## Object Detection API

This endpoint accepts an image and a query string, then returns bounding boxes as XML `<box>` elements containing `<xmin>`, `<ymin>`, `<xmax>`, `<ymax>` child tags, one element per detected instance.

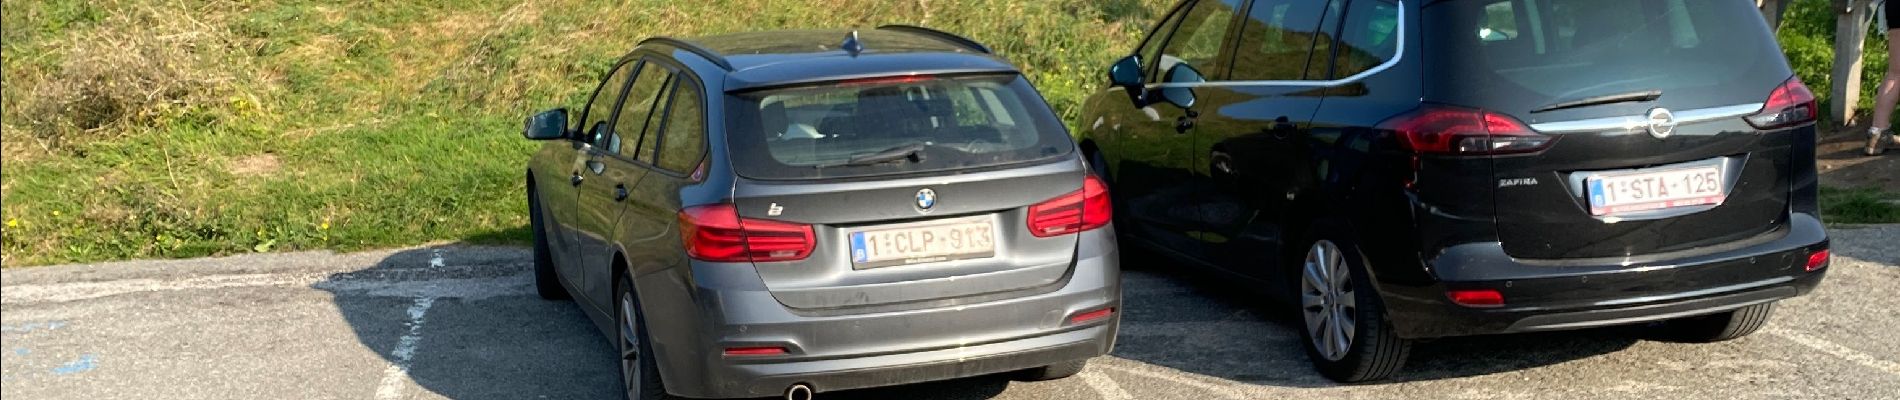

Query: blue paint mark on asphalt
<box><xmin>12</xmin><ymin>347</ymin><xmax>28</xmax><ymax>356</ymax></box>
<box><xmin>53</xmin><ymin>354</ymin><xmax>96</xmax><ymax>375</ymax></box>
<box><xmin>1</xmin><ymin>321</ymin><xmax>67</xmax><ymax>333</ymax></box>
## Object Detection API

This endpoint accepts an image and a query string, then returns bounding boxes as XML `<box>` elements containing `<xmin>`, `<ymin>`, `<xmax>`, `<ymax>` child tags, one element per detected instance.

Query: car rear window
<box><xmin>725</xmin><ymin>74</ymin><xmax>1072</xmax><ymax>180</ymax></box>
<box><xmin>1421</xmin><ymin>0</ymin><xmax>1791</xmax><ymax>115</ymax></box>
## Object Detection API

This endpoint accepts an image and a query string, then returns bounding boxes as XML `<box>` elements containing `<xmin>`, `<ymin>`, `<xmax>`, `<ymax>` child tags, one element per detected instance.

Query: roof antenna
<box><xmin>842</xmin><ymin>30</ymin><xmax>864</xmax><ymax>57</ymax></box>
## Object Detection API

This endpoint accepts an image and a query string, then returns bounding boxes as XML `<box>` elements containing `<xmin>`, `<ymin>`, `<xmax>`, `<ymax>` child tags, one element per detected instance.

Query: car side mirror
<box><xmin>523</xmin><ymin>108</ymin><xmax>569</xmax><ymax>140</ymax></box>
<box><xmin>1108</xmin><ymin>55</ymin><xmax>1146</xmax><ymax>106</ymax></box>
<box><xmin>1159</xmin><ymin>64</ymin><xmax>1205</xmax><ymax>109</ymax></box>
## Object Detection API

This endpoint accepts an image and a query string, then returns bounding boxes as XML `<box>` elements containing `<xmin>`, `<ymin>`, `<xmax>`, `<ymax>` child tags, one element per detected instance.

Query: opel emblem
<box><xmin>1646</xmin><ymin>108</ymin><xmax>1678</xmax><ymax>139</ymax></box>
<box><xmin>915</xmin><ymin>188</ymin><xmax>937</xmax><ymax>211</ymax></box>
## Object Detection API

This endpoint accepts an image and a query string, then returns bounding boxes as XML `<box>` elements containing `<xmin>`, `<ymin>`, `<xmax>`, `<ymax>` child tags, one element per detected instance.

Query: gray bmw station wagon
<box><xmin>520</xmin><ymin>27</ymin><xmax>1120</xmax><ymax>399</ymax></box>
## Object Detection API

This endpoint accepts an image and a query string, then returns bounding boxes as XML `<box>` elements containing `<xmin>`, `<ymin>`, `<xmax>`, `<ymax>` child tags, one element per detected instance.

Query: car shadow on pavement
<box><xmin>316</xmin><ymin>246</ymin><xmax>622</xmax><ymax>400</ymax></box>
<box><xmin>1112</xmin><ymin>249</ymin><xmax>1641</xmax><ymax>387</ymax></box>
<box><xmin>318</xmin><ymin>245</ymin><xmax>1013</xmax><ymax>400</ymax></box>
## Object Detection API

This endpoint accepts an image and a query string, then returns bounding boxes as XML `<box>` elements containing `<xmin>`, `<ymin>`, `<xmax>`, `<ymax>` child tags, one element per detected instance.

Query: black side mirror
<box><xmin>1159</xmin><ymin>64</ymin><xmax>1206</xmax><ymax>109</ymax></box>
<box><xmin>523</xmin><ymin>108</ymin><xmax>569</xmax><ymax>140</ymax></box>
<box><xmin>1108</xmin><ymin>55</ymin><xmax>1146</xmax><ymax>106</ymax></box>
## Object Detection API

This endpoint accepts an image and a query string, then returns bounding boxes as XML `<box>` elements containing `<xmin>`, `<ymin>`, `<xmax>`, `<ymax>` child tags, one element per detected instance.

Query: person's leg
<box><xmin>1870</xmin><ymin>29</ymin><xmax>1898</xmax><ymax>155</ymax></box>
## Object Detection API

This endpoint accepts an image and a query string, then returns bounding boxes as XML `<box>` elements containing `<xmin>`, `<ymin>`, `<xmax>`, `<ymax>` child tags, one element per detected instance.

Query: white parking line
<box><xmin>1096</xmin><ymin>363</ymin><xmax>1253</xmax><ymax>400</ymax></box>
<box><xmin>1080</xmin><ymin>367</ymin><xmax>1134</xmax><ymax>400</ymax></box>
<box><xmin>1768</xmin><ymin>327</ymin><xmax>1900</xmax><ymax>378</ymax></box>
<box><xmin>375</xmin><ymin>296</ymin><xmax>438</xmax><ymax>400</ymax></box>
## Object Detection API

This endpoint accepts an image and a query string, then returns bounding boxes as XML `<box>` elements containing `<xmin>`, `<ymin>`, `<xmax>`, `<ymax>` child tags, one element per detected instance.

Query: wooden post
<box><xmin>1832</xmin><ymin>0</ymin><xmax>1874</xmax><ymax>124</ymax></box>
<box><xmin>1761</xmin><ymin>0</ymin><xmax>1790</xmax><ymax>30</ymax></box>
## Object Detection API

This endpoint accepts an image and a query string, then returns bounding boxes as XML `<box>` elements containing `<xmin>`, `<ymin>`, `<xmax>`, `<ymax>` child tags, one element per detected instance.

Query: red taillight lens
<box><xmin>1747</xmin><ymin>77</ymin><xmax>1818</xmax><ymax>130</ymax></box>
<box><xmin>1379</xmin><ymin>105</ymin><xmax>1551</xmax><ymax>156</ymax></box>
<box><xmin>1068</xmin><ymin>307</ymin><xmax>1116</xmax><ymax>325</ymax></box>
<box><xmin>679</xmin><ymin>204</ymin><xmax>815</xmax><ymax>263</ymax></box>
<box><xmin>1447</xmin><ymin>289</ymin><xmax>1505</xmax><ymax>308</ymax></box>
<box><xmin>1027</xmin><ymin>175</ymin><xmax>1112</xmax><ymax>237</ymax></box>
<box><xmin>722</xmin><ymin>346</ymin><xmax>788</xmax><ymax>357</ymax></box>
<box><xmin>1805</xmin><ymin>248</ymin><xmax>1830</xmax><ymax>272</ymax></box>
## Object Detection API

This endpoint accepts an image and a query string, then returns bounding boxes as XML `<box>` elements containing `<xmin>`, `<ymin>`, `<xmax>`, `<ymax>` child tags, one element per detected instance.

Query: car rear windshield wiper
<box><xmin>1530</xmin><ymin>90</ymin><xmax>1664</xmax><ymax>114</ymax></box>
<box><xmin>815</xmin><ymin>142</ymin><xmax>928</xmax><ymax>168</ymax></box>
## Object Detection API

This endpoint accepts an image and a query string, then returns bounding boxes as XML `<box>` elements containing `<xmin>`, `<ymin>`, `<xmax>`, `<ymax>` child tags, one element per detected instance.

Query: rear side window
<box><xmin>1229</xmin><ymin>0</ymin><xmax>1331</xmax><ymax>81</ymax></box>
<box><xmin>1331</xmin><ymin>0</ymin><xmax>1400</xmax><ymax>79</ymax></box>
<box><xmin>726</xmin><ymin>75</ymin><xmax>1072</xmax><ymax>181</ymax></box>
<box><xmin>1422</xmin><ymin>0</ymin><xmax>1790</xmax><ymax>114</ymax></box>
<box><xmin>656</xmin><ymin>84</ymin><xmax>705</xmax><ymax>173</ymax></box>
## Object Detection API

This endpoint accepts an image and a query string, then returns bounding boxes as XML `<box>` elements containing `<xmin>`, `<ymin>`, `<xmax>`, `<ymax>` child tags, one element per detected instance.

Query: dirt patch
<box><xmin>228</xmin><ymin>154</ymin><xmax>281</xmax><ymax>177</ymax></box>
<box><xmin>1820</xmin><ymin>127</ymin><xmax>1899</xmax><ymax>192</ymax></box>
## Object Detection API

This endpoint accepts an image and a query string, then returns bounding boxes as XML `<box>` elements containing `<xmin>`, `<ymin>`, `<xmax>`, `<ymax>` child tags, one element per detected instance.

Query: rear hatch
<box><xmin>715</xmin><ymin>74</ymin><xmax>1098</xmax><ymax>312</ymax></box>
<box><xmin>1421</xmin><ymin>0</ymin><xmax>1808</xmax><ymax>259</ymax></box>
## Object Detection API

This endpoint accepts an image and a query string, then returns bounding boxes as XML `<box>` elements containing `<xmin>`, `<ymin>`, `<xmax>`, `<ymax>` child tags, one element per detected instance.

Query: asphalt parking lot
<box><xmin>4</xmin><ymin>226</ymin><xmax>1898</xmax><ymax>400</ymax></box>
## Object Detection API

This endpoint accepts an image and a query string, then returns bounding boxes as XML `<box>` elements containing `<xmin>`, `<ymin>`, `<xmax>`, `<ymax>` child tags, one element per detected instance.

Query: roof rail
<box><xmin>639</xmin><ymin>37</ymin><xmax>734</xmax><ymax>71</ymax></box>
<box><xmin>875</xmin><ymin>25</ymin><xmax>993</xmax><ymax>54</ymax></box>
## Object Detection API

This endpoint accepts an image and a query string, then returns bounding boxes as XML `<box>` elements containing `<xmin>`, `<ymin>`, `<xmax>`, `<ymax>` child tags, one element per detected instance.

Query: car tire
<box><xmin>528</xmin><ymin>186</ymin><xmax>569</xmax><ymax>300</ymax></box>
<box><xmin>617</xmin><ymin>273</ymin><xmax>671</xmax><ymax>400</ymax></box>
<box><xmin>1294</xmin><ymin>234</ymin><xmax>1411</xmax><ymax>383</ymax></box>
<box><xmin>1663</xmin><ymin>302</ymin><xmax>1775</xmax><ymax>343</ymax></box>
<box><xmin>1016</xmin><ymin>359</ymin><xmax>1088</xmax><ymax>381</ymax></box>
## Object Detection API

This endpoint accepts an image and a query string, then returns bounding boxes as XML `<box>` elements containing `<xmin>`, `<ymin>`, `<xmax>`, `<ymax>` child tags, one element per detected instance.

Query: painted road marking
<box><xmin>375</xmin><ymin>296</ymin><xmax>438</xmax><ymax>400</ymax></box>
<box><xmin>1</xmin><ymin>321</ymin><xmax>67</xmax><ymax>333</ymax></box>
<box><xmin>429</xmin><ymin>249</ymin><xmax>445</xmax><ymax>268</ymax></box>
<box><xmin>1079</xmin><ymin>367</ymin><xmax>1134</xmax><ymax>400</ymax></box>
<box><xmin>1768</xmin><ymin>327</ymin><xmax>1900</xmax><ymax>377</ymax></box>
<box><xmin>2</xmin><ymin>267</ymin><xmax>531</xmax><ymax>305</ymax></box>
<box><xmin>51</xmin><ymin>355</ymin><xmax>96</xmax><ymax>375</ymax></box>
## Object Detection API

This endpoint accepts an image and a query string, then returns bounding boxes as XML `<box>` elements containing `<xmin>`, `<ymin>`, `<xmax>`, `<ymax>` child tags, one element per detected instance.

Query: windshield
<box><xmin>725</xmin><ymin>74</ymin><xmax>1072</xmax><ymax>180</ymax></box>
<box><xmin>1421</xmin><ymin>0</ymin><xmax>1791</xmax><ymax>115</ymax></box>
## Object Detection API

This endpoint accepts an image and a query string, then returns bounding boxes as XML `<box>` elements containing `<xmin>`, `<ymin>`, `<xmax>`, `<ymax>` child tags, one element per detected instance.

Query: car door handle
<box><xmin>570</xmin><ymin>172</ymin><xmax>584</xmax><ymax>187</ymax></box>
<box><xmin>1175</xmin><ymin>115</ymin><xmax>1196</xmax><ymax>134</ymax></box>
<box><xmin>613</xmin><ymin>184</ymin><xmax>630</xmax><ymax>202</ymax></box>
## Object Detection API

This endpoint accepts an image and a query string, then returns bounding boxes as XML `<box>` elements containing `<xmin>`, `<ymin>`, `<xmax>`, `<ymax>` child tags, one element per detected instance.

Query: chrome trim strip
<box><xmin>1146</xmin><ymin>0</ymin><xmax>1407</xmax><ymax>89</ymax></box>
<box><xmin>1529</xmin><ymin>103</ymin><xmax>1764</xmax><ymax>134</ymax></box>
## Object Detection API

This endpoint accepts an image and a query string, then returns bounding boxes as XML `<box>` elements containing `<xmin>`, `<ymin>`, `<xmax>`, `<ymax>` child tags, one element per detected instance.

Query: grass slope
<box><xmin>0</xmin><ymin>0</ymin><xmax>1166</xmax><ymax>266</ymax></box>
<box><xmin>1</xmin><ymin>0</ymin><xmax>1893</xmax><ymax>266</ymax></box>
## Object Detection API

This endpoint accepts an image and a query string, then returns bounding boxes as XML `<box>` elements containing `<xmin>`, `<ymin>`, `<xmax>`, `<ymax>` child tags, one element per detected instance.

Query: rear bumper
<box><xmin>646</xmin><ymin>229</ymin><xmax>1121</xmax><ymax>398</ymax></box>
<box><xmin>1380</xmin><ymin>213</ymin><xmax>1829</xmax><ymax>339</ymax></box>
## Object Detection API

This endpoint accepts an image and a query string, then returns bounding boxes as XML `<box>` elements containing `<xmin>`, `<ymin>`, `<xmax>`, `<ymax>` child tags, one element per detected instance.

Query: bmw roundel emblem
<box><xmin>915</xmin><ymin>188</ymin><xmax>937</xmax><ymax>211</ymax></box>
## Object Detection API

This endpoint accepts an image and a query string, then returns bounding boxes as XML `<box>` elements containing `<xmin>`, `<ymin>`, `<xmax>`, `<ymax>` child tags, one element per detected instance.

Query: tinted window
<box><xmin>1422</xmin><ymin>0</ymin><xmax>1789</xmax><ymax>114</ymax></box>
<box><xmin>1230</xmin><ymin>0</ymin><xmax>1331</xmax><ymax>81</ymax></box>
<box><xmin>578</xmin><ymin>61</ymin><xmax>635</xmax><ymax>144</ymax></box>
<box><xmin>612</xmin><ymin>64</ymin><xmax>674</xmax><ymax>160</ymax></box>
<box><xmin>727</xmin><ymin>75</ymin><xmax>1072</xmax><ymax>180</ymax></box>
<box><xmin>1332</xmin><ymin>0</ymin><xmax>1399</xmax><ymax>79</ymax></box>
<box><xmin>656</xmin><ymin>84</ymin><xmax>705</xmax><ymax>172</ymax></box>
<box><xmin>1157</xmin><ymin>0</ymin><xmax>1242</xmax><ymax>80</ymax></box>
<box><xmin>1138</xmin><ymin>2</ymin><xmax>1193</xmax><ymax>81</ymax></box>
<box><xmin>1304</xmin><ymin>0</ymin><xmax>1344</xmax><ymax>79</ymax></box>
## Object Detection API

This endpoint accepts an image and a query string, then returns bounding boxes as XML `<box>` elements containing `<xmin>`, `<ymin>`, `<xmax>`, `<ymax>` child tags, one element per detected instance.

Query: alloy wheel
<box><xmin>1300</xmin><ymin>240</ymin><xmax>1357</xmax><ymax>361</ymax></box>
<box><xmin>620</xmin><ymin>291</ymin><xmax>643</xmax><ymax>396</ymax></box>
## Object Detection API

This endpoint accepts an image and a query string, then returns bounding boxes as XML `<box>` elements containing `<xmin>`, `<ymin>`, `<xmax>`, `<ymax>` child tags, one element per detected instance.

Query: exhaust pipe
<box><xmin>784</xmin><ymin>383</ymin><xmax>814</xmax><ymax>400</ymax></box>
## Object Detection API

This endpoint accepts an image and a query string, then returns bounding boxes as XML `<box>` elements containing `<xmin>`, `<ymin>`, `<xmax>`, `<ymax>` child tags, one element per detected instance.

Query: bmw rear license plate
<box><xmin>1585</xmin><ymin>165</ymin><xmax>1725</xmax><ymax>216</ymax></box>
<box><xmin>849</xmin><ymin>217</ymin><xmax>995</xmax><ymax>269</ymax></box>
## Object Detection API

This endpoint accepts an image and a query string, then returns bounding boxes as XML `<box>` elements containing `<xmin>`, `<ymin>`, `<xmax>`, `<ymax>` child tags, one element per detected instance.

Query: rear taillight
<box><xmin>679</xmin><ymin>204</ymin><xmax>815</xmax><ymax>263</ymax></box>
<box><xmin>1805</xmin><ymin>248</ymin><xmax>1830</xmax><ymax>272</ymax></box>
<box><xmin>1447</xmin><ymin>289</ymin><xmax>1505</xmax><ymax>308</ymax></box>
<box><xmin>1026</xmin><ymin>175</ymin><xmax>1112</xmax><ymax>237</ymax></box>
<box><xmin>1378</xmin><ymin>105</ymin><xmax>1551</xmax><ymax>156</ymax></box>
<box><xmin>1746</xmin><ymin>77</ymin><xmax>1818</xmax><ymax>130</ymax></box>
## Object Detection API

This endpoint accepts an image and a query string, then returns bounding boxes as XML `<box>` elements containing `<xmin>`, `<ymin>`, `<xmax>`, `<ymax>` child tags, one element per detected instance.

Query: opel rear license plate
<box><xmin>849</xmin><ymin>218</ymin><xmax>995</xmax><ymax>269</ymax></box>
<box><xmin>1585</xmin><ymin>165</ymin><xmax>1725</xmax><ymax>216</ymax></box>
